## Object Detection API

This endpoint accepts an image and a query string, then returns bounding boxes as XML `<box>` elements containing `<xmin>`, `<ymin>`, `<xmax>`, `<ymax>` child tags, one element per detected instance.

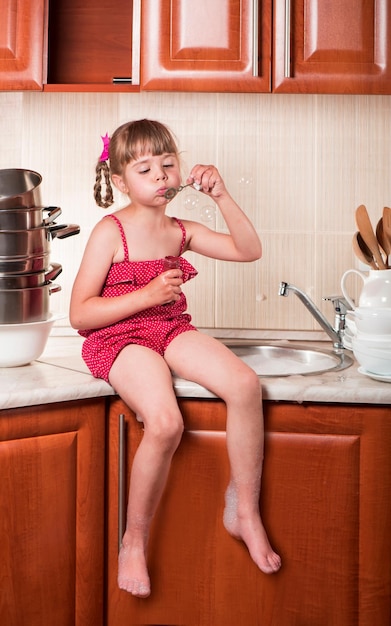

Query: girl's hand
<box><xmin>146</xmin><ymin>270</ymin><xmax>183</xmax><ymax>306</ymax></box>
<box><xmin>187</xmin><ymin>165</ymin><xmax>227</xmax><ymax>199</ymax></box>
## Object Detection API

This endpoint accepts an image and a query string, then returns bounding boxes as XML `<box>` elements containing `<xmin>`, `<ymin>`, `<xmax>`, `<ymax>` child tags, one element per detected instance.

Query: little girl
<box><xmin>70</xmin><ymin>119</ymin><xmax>281</xmax><ymax>598</ymax></box>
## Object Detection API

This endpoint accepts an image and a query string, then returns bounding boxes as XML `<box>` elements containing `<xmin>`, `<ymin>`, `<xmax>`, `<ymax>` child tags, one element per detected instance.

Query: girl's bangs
<box><xmin>125</xmin><ymin>123</ymin><xmax>177</xmax><ymax>160</ymax></box>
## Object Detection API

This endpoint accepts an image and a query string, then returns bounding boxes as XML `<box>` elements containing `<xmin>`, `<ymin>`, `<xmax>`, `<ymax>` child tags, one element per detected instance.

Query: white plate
<box><xmin>358</xmin><ymin>367</ymin><xmax>391</xmax><ymax>383</ymax></box>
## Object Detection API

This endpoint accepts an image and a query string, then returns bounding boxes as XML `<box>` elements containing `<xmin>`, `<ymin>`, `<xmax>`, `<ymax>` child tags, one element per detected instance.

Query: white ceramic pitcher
<box><xmin>341</xmin><ymin>268</ymin><xmax>391</xmax><ymax>309</ymax></box>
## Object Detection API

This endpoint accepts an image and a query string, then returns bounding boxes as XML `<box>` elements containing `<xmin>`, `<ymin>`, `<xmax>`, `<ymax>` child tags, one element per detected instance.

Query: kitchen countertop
<box><xmin>0</xmin><ymin>335</ymin><xmax>390</xmax><ymax>411</ymax></box>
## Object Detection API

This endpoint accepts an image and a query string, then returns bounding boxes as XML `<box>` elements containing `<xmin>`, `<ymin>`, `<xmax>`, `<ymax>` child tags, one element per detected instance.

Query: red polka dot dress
<box><xmin>79</xmin><ymin>214</ymin><xmax>198</xmax><ymax>382</ymax></box>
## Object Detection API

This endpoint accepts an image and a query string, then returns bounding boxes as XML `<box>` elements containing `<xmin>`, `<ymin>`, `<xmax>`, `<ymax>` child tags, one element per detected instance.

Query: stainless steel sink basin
<box><xmin>223</xmin><ymin>342</ymin><xmax>353</xmax><ymax>377</ymax></box>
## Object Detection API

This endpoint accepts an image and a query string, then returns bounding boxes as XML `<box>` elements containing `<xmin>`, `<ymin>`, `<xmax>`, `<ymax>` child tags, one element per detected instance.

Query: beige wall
<box><xmin>1</xmin><ymin>91</ymin><xmax>390</xmax><ymax>334</ymax></box>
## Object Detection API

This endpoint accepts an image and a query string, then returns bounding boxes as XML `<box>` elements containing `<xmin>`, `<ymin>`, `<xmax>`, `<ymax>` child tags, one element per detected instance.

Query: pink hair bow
<box><xmin>99</xmin><ymin>132</ymin><xmax>110</xmax><ymax>161</ymax></box>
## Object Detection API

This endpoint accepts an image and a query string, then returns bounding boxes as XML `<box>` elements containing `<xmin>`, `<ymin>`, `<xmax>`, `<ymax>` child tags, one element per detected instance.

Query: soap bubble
<box><xmin>184</xmin><ymin>194</ymin><xmax>199</xmax><ymax>210</ymax></box>
<box><xmin>238</xmin><ymin>176</ymin><xmax>253</xmax><ymax>185</ymax></box>
<box><xmin>200</xmin><ymin>205</ymin><xmax>216</xmax><ymax>222</ymax></box>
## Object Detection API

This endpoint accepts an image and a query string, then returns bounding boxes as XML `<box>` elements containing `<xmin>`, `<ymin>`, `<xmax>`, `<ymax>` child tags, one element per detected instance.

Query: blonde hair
<box><xmin>94</xmin><ymin>119</ymin><xmax>179</xmax><ymax>209</ymax></box>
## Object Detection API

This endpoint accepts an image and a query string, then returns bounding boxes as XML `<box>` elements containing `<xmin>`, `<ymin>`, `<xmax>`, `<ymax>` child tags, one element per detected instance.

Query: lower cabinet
<box><xmin>106</xmin><ymin>397</ymin><xmax>391</xmax><ymax>626</ymax></box>
<box><xmin>2</xmin><ymin>396</ymin><xmax>390</xmax><ymax>625</ymax></box>
<box><xmin>0</xmin><ymin>398</ymin><xmax>106</xmax><ymax>626</ymax></box>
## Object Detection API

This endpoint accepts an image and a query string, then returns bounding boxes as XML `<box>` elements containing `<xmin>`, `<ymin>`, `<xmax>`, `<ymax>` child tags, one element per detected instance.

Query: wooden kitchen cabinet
<box><xmin>106</xmin><ymin>396</ymin><xmax>391</xmax><ymax>626</ymax></box>
<box><xmin>4</xmin><ymin>0</ymin><xmax>391</xmax><ymax>94</ymax></box>
<box><xmin>0</xmin><ymin>0</ymin><xmax>46</xmax><ymax>90</ymax></box>
<box><xmin>140</xmin><ymin>0</ymin><xmax>391</xmax><ymax>94</ymax></box>
<box><xmin>140</xmin><ymin>0</ymin><xmax>271</xmax><ymax>92</ymax></box>
<box><xmin>0</xmin><ymin>398</ymin><xmax>106</xmax><ymax>626</ymax></box>
<box><xmin>45</xmin><ymin>0</ymin><xmax>271</xmax><ymax>93</ymax></box>
<box><xmin>45</xmin><ymin>0</ymin><xmax>140</xmax><ymax>91</ymax></box>
<box><xmin>273</xmin><ymin>0</ymin><xmax>391</xmax><ymax>94</ymax></box>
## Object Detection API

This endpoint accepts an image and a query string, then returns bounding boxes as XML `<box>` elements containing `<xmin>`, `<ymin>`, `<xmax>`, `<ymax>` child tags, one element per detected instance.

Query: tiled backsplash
<box><xmin>1</xmin><ymin>91</ymin><xmax>390</xmax><ymax>334</ymax></box>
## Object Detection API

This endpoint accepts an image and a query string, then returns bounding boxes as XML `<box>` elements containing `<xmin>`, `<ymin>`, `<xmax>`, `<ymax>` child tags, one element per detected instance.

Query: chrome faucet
<box><xmin>278</xmin><ymin>281</ymin><xmax>352</xmax><ymax>350</ymax></box>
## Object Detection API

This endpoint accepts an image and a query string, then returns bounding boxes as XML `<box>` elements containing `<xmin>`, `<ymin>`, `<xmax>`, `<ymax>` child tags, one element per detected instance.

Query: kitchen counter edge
<box><xmin>0</xmin><ymin>335</ymin><xmax>390</xmax><ymax>411</ymax></box>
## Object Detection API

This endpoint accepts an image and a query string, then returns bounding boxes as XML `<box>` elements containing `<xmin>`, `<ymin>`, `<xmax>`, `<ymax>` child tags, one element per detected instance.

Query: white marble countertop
<box><xmin>0</xmin><ymin>335</ymin><xmax>390</xmax><ymax>411</ymax></box>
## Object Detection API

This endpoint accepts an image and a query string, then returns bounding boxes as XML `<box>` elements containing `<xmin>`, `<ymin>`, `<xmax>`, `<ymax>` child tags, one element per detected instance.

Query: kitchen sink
<box><xmin>223</xmin><ymin>342</ymin><xmax>353</xmax><ymax>377</ymax></box>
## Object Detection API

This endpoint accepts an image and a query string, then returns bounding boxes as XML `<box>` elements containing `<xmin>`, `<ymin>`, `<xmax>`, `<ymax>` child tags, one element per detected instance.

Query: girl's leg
<box><xmin>165</xmin><ymin>331</ymin><xmax>281</xmax><ymax>574</ymax></box>
<box><xmin>109</xmin><ymin>344</ymin><xmax>185</xmax><ymax>597</ymax></box>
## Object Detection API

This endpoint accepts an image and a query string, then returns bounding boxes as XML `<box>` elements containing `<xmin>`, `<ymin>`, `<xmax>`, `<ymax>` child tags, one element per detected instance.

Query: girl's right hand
<box><xmin>147</xmin><ymin>270</ymin><xmax>183</xmax><ymax>305</ymax></box>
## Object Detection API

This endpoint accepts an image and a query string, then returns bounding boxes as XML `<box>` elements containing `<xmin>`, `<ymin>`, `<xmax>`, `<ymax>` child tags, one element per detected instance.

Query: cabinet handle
<box><xmin>284</xmin><ymin>0</ymin><xmax>292</xmax><ymax>78</ymax></box>
<box><xmin>112</xmin><ymin>77</ymin><xmax>133</xmax><ymax>84</ymax></box>
<box><xmin>118</xmin><ymin>413</ymin><xmax>126</xmax><ymax>552</ymax></box>
<box><xmin>252</xmin><ymin>0</ymin><xmax>259</xmax><ymax>77</ymax></box>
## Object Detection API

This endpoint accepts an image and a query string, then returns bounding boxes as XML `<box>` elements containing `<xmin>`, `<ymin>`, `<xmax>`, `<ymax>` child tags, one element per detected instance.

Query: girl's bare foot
<box><xmin>118</xmin><ymin>543</ymin><xmax>151</xmax><ymax>597</ymax></box>
<box><xmin>223</xmin><ymin>485</ymin><xmax>281</xmax><ymax>574</ymax></box>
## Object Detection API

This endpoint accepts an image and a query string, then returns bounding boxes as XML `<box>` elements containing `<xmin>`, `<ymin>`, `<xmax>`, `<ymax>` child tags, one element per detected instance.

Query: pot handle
<box><xmin>43</xmin><ymin>206</ymin><xmax>62</xmax><ymax>225</ymax></box>
<box><xmin>50</xmin><ymin>223</ymin><xmax>80</xmax><ymax>239</ymax></box>
<box><xmin>48</xmin><ymin>282</ymin><xmax>62</xmax><ymax>295</ymax></box>
<box><xmin>45</xmin><ymin>262</ymin><xmax>62</xmax><ymax>282</ymax></box>
<box><xmin>340</xmin><ymin>269</ymin><xmax>365</xmax><ymax>310</ymax></box>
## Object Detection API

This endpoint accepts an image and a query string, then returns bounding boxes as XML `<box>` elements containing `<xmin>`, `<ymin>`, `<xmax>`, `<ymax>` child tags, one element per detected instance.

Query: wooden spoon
<box><xmin>355</xmin><ymin>204</ymin><xmax>387</xmax><ymax>269</ymax></box>
<box><xmin>352</xmin><ymin>232</ymin><xmax>377</xmax><ymax>269</ymax></box>
<box><xmin>376</xmin><ymin>218</ymin><xmax>391</xmax><ymax>267</ymax></box>
<box><xmin>383</xmin><ymin>207</ymin><xmax>391</xmax><ymax>264</ymax></box>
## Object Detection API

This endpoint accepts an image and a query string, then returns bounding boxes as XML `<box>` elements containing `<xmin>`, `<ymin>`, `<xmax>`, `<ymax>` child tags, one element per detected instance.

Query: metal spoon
<box><xmin>355</xmin><ymin>204</ymin><xmax>387</xmax><ymax>269</ymax></box>
<box><xmin>352</xmin><ymin>231</ymin><xmax>377</xmax><ymax>269</ymax></box>
<box><xmin>164</xmin><ymin>181</ymin><xmax>202</xmax><ymax>200</ymax></box>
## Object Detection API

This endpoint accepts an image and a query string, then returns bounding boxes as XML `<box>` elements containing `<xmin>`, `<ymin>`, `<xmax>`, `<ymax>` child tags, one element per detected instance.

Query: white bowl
<box><xmin>0</xmin><ymin>314</ymin><xmax>62</xmax><ymax>367</ymax></box>
<box><xmin>352</xmin><ymin>335</ymin><xmax>391</xmax><ymax>352</ymax></box>
<box><xmin>351</xmin><ymin>336</ymin><xmax>391</xmax><ymax>375</ymax></box>
<box><xmin>355</xmin><ymin>331</ymin><xmax>391</xmax><ymax>342</ymax></box>
<box><xmin>347</xmin><ymin>325</ymin><xmax>391</xmax><ymax>344</ymax></box>
<box><xmin>345</xmin><ymin>315</ymin><xmax>357</xmax><ymax>335</ymax></box>
<box><xmin>347</xmin><ymin>308</ymin><xmax>391</xmax><ymax>335</ymax></box>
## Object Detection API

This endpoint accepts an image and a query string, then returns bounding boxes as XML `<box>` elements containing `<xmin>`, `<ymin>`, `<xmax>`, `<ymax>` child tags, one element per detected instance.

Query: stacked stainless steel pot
<box><xmin>0</xmin><ymin>168</ymin><xmax>80</xmax><ymax>324</ymax></box>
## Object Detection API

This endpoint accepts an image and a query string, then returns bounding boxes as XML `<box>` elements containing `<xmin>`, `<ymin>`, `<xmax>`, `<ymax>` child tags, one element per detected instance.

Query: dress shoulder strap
<box><xmin>173</xmin><ymin>217</ymin><xmax>187</xmax><ymax>255</ymax></box>
<box><xmin>104</xmin><ymin>214</ymin><xmax>129</xmax><ymax>261</ymax></box>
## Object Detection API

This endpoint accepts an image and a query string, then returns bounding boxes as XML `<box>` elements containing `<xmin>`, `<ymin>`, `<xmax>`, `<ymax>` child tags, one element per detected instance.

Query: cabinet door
<box><xmin>107</xmin><ymin>398</ymin><xmax>233</xmax><ymax>626</ymax></box>
<box><xmin>273</xmin><ymin>0</ymin><xmax>391</xmax><ymax>93</ymax></box>
<box><xmin>0</xmin><ymin>0</ymin><xmax>46</xmax><ymax>90</ymax></box>
<box><xmin>140</xmin><ymin>0</ymin><xmax>271</xmax><ymax>92</ymax></box>
<box><xmin>0</xmin><ymin>399</ymin><xmax>106</xmax><ymax>626</ymax></box>
<box><xmin>265</xmin><ymin>402</ymin><xmax>391</xmax><ymax>626</ymax></box>
<box><xmin>106</xmin><ymin>397</ymin><xmax>391</xmax><ymax>626</ymax></box>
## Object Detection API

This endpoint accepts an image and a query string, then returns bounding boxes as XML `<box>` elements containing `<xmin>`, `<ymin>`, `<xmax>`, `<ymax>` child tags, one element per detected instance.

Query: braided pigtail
<box><xmin>94</xmin><ymin>160</ymin><xmax>114</xmax><ymax>209</ymax></box>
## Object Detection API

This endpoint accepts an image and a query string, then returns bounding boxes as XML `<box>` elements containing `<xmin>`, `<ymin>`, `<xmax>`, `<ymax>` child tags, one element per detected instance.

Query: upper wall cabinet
<box><xmin>273</xmin><ymin>0</ymin><xmax>391</xmax><ymax>94</ymax></box>
<box><xmin>1</xmin><ymin>0</ymin><xmax>391</xmax><ymax>94</ymax></box>
<box><xmin>140</xmin><ymin>0</ymin><xmax>271</xmax><ymax>92</ymax></box>
<box><xmin>0</xmin><ymin>0</ymin><xmax>46</xmax><ymax>90</ymax></box>
<box><xmin>45</xmin><ymin>0</ymin><xmax>140</xmax><ymax>91</ymax></box>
